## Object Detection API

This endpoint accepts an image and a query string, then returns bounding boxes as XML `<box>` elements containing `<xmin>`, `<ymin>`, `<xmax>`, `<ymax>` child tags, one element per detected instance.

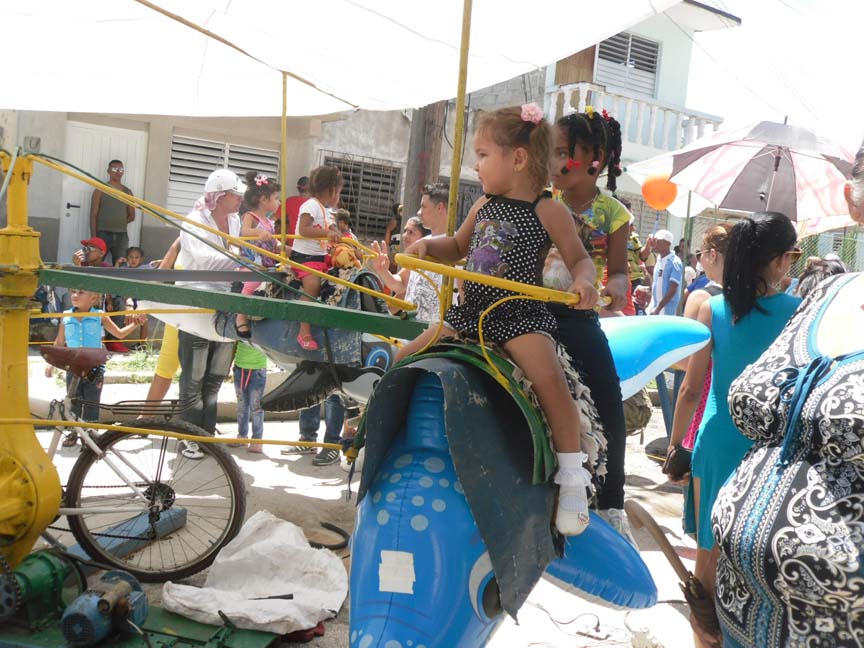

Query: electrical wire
<box><xmin>32</xmin><ymin>154</ymin><xmax>315</xmax><ymax>302</ymax></box>
<box><xmin>32</xmin><ymin>152</ymin><xmax>411</xmax><ymax>311</ymax></box>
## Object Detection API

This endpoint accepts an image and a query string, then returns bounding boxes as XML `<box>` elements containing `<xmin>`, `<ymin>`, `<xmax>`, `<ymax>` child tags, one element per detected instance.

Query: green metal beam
<box><xmin>38</xmin><ymin>269</ymin><xmax>425</xmax><ymax>339</ymax></box>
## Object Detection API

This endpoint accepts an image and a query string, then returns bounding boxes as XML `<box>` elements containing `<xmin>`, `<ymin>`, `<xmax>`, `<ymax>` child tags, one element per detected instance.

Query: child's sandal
<box><xmin>297</xmin><ymin>333</ymin><xmax>318</xmax><ymax>351</ymax></box>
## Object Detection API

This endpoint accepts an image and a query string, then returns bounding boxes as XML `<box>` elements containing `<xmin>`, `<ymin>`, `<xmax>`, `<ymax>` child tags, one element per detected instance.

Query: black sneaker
<box><xmin>312</xmin><ymin>448</ymin><xmax>340</xmax><ymax>466</ymax></box>
<box><xmin>280</xmin><ymin>439</ymin><xmax>317</xmax><ymax>455</ymax></box>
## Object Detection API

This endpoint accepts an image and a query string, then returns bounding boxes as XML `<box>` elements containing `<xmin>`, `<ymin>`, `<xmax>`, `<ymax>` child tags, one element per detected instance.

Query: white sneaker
<box><xmin>179</xmin><ymin>440</ymin><xmax>204</xmax><ymax>460</ymax></box>
<box><xmin>340</xmin><ymin>447</ymin><xmax>364</xmax><ymax>473</ymax></box>
<box><xmin>598</xmin><ymin>508</ymin><xmax>637</xmax><ymax>547</ymax></box>
<box><xmin>554</xmin><ymin>475</ymin><xmax>591</xmax><ymax>536</ymax></box>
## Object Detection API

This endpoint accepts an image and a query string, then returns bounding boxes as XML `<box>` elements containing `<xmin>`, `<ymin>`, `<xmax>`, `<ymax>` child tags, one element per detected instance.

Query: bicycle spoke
<box><xmin>65</xmin><ymin>423</ymin><xmax>245</xmax><ymax>581</ymax></box>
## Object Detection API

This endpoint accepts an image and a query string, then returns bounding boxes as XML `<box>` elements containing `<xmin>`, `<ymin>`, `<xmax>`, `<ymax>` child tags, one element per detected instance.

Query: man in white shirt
<box><xmin>176</xmin><ymin>169</ymin><xmax>246</xmax><ymax>458</ymax></box>
<box><xmin>372</xmin><ymin>183</ymin><xmax>448</xmax><ymax>323</ymax></box>
<box><xmin>647</xmin><ymin>229</ymin><xmax>683</xmax><ymax>316</ymax></box>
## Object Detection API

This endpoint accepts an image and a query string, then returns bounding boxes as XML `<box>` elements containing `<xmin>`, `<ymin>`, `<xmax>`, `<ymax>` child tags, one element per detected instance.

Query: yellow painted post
<box><xmin>0</xmin><ymin>152</ymin><xmax>62</xmax><ymax>567</ymax></box>
<box><xmin>443</xmin><ymin>0</ymin><xmax>474</xmax><ymax>310</ymax></box>
<box><xmin>280</xmin><ymin>71</ymin><xmax>288</xmax><ymax>256</ymax></box>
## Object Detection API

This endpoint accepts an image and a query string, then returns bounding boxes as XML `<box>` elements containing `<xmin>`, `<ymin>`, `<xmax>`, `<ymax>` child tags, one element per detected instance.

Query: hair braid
<box><xmin>558</xmin><ymin>110</ymin><xmax>625</xmax><ymax>189</ymax></box>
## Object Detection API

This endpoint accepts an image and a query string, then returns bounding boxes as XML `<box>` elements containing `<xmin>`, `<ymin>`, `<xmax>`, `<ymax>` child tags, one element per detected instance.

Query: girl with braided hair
<box><xmin>544</xmin><ymin>107</ymin><xmax>635</xmax><ymax>544</ymax></box>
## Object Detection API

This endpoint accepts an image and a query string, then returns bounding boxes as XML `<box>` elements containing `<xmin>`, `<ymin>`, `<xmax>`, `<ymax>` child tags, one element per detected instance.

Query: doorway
<box><xmin>58</xmin><ymin>121</ymin><xmax>148</xmax><ymax>264</ymax></box>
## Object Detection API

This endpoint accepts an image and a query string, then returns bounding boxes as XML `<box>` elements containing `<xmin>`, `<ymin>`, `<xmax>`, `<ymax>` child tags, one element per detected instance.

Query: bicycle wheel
<box><xmin>65</xmin><ymin>418</ymin><xmax>246</xmax><ymax>582</ymax></box>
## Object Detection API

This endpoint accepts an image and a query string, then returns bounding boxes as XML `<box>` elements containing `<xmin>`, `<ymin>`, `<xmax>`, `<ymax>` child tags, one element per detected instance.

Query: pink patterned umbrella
<box><xmin>669</xmin><ymin>121</ymin><xmax>855</xmax><ymax>235</ymax></box>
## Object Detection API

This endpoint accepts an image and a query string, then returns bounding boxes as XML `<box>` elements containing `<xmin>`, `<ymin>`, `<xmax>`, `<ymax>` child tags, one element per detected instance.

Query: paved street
<box><xmin>30</xmin><ymin>358</ymin><xmax>696</xmax><ymax>647</ymax></box>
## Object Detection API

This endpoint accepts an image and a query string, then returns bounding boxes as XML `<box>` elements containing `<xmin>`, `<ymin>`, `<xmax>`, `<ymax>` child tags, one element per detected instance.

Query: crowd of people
<box><xmin>40</xmin><ymin>100</ymin><xmax>864</xmax><ymax>647</ymax></box>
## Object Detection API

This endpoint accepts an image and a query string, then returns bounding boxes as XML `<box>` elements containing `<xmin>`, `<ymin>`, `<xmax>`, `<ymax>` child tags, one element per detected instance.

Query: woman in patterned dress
<box><xmin>669</xmin><ymin>212</ymin><xmax>802</xmax><ymax>647</ymax></box>
<box><xmin>711</xmin><ymin>142</ymin><xmax>864</xmax><ymax>648</ymax></box>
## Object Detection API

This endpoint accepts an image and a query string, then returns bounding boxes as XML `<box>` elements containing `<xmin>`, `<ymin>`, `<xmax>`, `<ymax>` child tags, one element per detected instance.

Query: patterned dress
<box><xmin>444</xmin><ymin>194</ymin><xmax>556</xmax><ymax>344</ymax></box>
<box><xmin>712</xmin><ymin>273</ymin><xmax>864</xmax><ymax>648</ymax></box>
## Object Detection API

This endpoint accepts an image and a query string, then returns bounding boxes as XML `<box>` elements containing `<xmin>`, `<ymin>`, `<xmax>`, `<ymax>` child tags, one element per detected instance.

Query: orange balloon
<box><xmin>642</xmin><ymin>174</ymin><xmax>678</xmax><ymax>211</ymax></box>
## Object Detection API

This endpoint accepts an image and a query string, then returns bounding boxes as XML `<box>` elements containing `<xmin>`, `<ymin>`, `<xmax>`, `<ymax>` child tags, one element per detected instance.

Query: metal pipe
<box><xmin>281</xmin><ymin>71</ymin><xmax>288</xmax><ymax>255</ymax></box>
<box><xmin>443</xmin><ymin>0</ymin><xmax>474</xmax><ymax>310</ymax></box>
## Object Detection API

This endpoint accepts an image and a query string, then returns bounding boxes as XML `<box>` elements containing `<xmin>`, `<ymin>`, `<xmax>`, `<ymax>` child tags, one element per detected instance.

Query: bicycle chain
<box><xmin>0</xmin><ymin>550</ymin><xmax>22</xmax><ymax>622</ymax></box>
<box><xmin>56</xmin><ymin>481</ymin><xmax>162</xmax><ymax>541</ymax></box>
<box><xmin>47</xmin><ymin>524</ymin><xmax>157</xmax><ymax>542</ymax></box>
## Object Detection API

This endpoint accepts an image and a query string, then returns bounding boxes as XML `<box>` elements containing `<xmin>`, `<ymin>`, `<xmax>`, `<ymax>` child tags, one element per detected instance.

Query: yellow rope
<box><xmin>30</xmin><ymin>308</ymin><xmax>213</xmax><ymax>319</ymax></box>
<box><xmin>370</xmin><ymin>334</ymin><xmax>403</xmax><ymax>348</ymax></box>
<box><xmin>28</xmin><ymin>155</ymin><xmax>414</xmax><ymax>312</ymax></box>
<box><xmin>4</xmin><ymin>418</ymin><xmax>341</xmax><ymax>449</ymax></box>
<box><xmin>477</xmin><ymin>295</ymin><xmax>546</xmax><ymax>388</ymax></box>
<box><xmin>393</xmin><ymin>254</ymin><xmax>616</xmax><ymax>389</ymax></box>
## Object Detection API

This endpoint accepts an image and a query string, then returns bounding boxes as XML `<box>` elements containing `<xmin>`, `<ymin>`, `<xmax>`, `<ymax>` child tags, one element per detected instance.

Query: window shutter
<box><xmin>167</xmin><ymin>136</ymin><xmax>225</xmax><ymax>216</ymax></box>
<box><xmin>320</xmin><ymin>151</ymin><xmax>402</xmax><ymax>240</ymax></box>
<box><xmin>226</xmin><ymin>143</ymin><xmax>280</xmax><ymax>181</ymax></box>
<box><xmin>596</xmin><ymin>32</ymin><xmax>659</xmax><ymax>98</ymax></box>
<box><xmin>166</xmin><ymin>136</ymin><xmax>280</xmax><ymax>218</ymax></box>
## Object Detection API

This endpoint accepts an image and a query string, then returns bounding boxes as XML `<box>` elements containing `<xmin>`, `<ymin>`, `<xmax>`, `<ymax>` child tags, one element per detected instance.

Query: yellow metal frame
<box><xmin>0</xmin><ymin>0</ymin><xmax>511</xmax><ymax>568</ymax></box>
<box><xmin>395</xmin><ymin>254</ymin><xmax>584</xmax><ymax>306</ymax></box>
<box><xmin>0</xmin><ymin>152</ymin><xmax>62</xmax><ymax>566</ymax></box>
<box><xmin>30</xmin><ymin>155</ymin><xmax>415</xmax><ymax>313</ymax></box>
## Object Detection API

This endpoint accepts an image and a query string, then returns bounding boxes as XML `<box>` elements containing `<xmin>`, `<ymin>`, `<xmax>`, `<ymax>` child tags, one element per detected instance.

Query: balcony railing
<box><xmin>544</xmin><ymin>82</ymin><xmax>722</xmax><ymax>154</ymax></box>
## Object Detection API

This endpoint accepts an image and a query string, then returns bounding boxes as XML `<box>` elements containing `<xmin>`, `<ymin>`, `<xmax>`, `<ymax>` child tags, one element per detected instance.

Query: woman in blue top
<box><xmin>668</xmin><ymin>212</ymin><xmax>802</xmax><ymax>648</ymax></box>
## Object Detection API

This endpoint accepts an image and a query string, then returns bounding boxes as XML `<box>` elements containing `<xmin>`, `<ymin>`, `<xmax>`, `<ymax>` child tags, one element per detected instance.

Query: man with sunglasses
<box><xmin>72</xmin><ymin>237</ymin><xmax>111</xmax><ymax>268</ymax></box>
<box><xmin>71</xmin><ymin>236</ymin><xmax>129</xmax><ymax>352</ymax></box>
<box><xmin>90</xmin><ymin>159</ymin><xmax>136</xmax><ymax>264</ymax></box>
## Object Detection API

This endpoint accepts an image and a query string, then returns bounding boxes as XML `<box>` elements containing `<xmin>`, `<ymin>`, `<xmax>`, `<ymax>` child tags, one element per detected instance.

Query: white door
<box><xmin>58</xmin><ymin>121</ymin><xmax>148</xmax><ymax>263</ymax></box>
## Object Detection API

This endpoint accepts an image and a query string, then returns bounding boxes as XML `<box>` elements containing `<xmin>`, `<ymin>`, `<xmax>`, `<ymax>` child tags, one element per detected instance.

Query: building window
<box><xmin>595</xmin><ymin>32</ymin><xmax>660</xmax><ymax>98</ymax></box>
<box><xmin>438</xmin><ymin>176</ymin><xmax>483</xmax><ymax>230</ymax></box>
<box><xmin>319</xmin><ymin>150</ymin><xmax>402</xmax><ymax>240</ymax></box>
<box><xmin>166</xmin><ymin>135</ymin><xmax>279</xmax><ymax>217</ymax></box>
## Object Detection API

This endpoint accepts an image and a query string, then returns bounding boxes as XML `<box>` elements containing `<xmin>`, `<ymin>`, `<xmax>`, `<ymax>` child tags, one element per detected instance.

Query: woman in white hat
<box><xmin>174</xmin><ymin>168</ymin><xmax>246</xmax><ymax>458</ymax></box>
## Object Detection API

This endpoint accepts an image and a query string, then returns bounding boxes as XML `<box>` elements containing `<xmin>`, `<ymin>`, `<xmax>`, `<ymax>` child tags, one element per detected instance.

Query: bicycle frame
<box><xmin>47</xmin><ymin>375</ymin><xmax>163</xmax><ymax>517</ymax></box>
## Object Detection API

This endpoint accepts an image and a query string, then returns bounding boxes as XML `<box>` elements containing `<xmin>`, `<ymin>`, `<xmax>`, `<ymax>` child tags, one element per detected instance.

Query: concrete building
<box><xmin>1</xmin><ymin>1</ymin><xmax>756</xmax><ymax>265</ymax></box>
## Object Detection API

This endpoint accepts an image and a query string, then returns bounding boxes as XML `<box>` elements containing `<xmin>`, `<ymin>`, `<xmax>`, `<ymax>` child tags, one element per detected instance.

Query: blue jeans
<box><xmin>655</xmin><ymin>369</ymin><xmax>684</xmax><ymax>438</ymax></box>
<box><xmin>178</xmin><ymin>331</ymin><xmax>234</xmax><ymax>433</ymax></box>
<box><xmin>299</xmin><ymin>393</ymin><xmax>344</xmax><ymax>444</ymax></box>
<box><xmin>66</xmin><ymin>370</ymin><xmax>103</xmax><ymax>422</ymax></box>
<box><xmin>97</xmin><ymin>230</ymin><xmax>128</xmax><ymax>266</ymax></box>
<box><xmin>234</xmin><ymin>367</ymin><xmax>266</xmax><ymax>440</ymax></box>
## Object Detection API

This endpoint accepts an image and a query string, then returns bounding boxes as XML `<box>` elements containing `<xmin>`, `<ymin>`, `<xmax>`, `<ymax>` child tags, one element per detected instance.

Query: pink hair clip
<box><xmin>520</xmin><ymin>102</ymin><xmax>544</xmax><ymax>125</ymax></box>
<box><xmin>591</xmin><ymin>160</ymin><xmax>600</xmax><ymax>170</ymax></box>
<box><xmin>255</xmin><ymin>175</ymin><xmax>268</xmax><ymax>187</ymax></box>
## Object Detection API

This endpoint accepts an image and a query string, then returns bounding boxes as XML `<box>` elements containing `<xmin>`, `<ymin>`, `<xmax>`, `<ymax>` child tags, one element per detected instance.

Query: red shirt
<box><xmin>275</xmin><ymin>195</ymin><xmax>308</xmax><ymax>239</ymax></box>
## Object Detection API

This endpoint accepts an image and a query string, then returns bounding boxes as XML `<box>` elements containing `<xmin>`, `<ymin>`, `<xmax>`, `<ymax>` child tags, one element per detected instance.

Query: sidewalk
<box><xmin>28</xmin><ymin>354</ymin><xmax>695</xmax><ymax>647</ymax></box>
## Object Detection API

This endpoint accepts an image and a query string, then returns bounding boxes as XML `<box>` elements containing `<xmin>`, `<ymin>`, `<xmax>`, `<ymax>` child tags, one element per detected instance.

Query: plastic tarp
<box><xmin>1</xmin><ymin>0</ymin><xmax>680</xmax><ymax>117</ymax></box>
<box><xmin>162</xmin><ymin>511</ymin><xmax>348</xmax><ymax>635</ymax></box>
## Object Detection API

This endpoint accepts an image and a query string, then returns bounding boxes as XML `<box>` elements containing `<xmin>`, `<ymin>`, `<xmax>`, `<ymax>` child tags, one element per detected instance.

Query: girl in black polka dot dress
<box><xmin>397</xmin><ymin>105</ymin><xmax>600</xmax><ymax>536</ymax></box>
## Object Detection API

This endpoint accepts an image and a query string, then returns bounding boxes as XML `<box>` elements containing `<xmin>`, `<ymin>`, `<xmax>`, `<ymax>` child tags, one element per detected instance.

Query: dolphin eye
<box><xmin>481</xmin><ymin>578</ymin><xmax>502</xmax><ymax>619</ymax></box>
<box><xmin>468</xmin><ymin>552</ymin><xmax>503</xmax><ymax>621</ymax></box>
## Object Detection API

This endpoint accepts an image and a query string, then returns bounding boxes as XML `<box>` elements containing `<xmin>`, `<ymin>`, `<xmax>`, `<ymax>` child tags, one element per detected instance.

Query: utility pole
<box><xmin>402</xmin><ymin>101</ymin><xmax>446</xmax><ymax>225</ymax></box>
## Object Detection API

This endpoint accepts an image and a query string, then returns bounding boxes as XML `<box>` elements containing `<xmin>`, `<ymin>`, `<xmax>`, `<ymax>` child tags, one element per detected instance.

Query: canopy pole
<box><xmin>443</xmin><ymin>0</ymin><xmax>473</xmax><ymax>310</ymax></box>
<box><xmin>280</xmin><ymin>71</ymin><xmax>288</xmax><ymax>254</ymax></box>
<box><xmin>446</xmin><ymin>0</ymin><xmax>473</xmax><ymax>236</ymax></box>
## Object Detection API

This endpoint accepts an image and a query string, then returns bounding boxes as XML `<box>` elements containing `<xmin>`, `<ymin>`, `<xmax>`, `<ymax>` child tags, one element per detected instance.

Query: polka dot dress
<box><xmin>445</xmin><ymin>193</ymin><xmax>557</xmax><ymax>344</ymax></box>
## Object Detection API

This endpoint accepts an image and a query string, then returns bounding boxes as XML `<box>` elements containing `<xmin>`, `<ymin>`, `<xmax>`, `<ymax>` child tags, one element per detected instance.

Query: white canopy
<box><xmin>1</xmin><ymin>0</ymin><xmax>680</xmax><ymax>117</ymax></box>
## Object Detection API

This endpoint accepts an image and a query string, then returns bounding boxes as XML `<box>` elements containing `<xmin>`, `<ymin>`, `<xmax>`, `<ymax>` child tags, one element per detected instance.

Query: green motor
<box><xmin>0</xmin><ymin>550</ymin><xmax>82</xmax><ymax>630</ymax></box>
